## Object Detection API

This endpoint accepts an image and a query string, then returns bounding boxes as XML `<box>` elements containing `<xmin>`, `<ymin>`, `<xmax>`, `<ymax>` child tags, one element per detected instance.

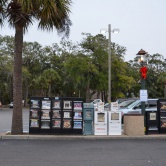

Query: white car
<box><xmin>90</xmin><ymin>99</ymin><xmax>102</xmax><ymax>104</ymax></box>
<box><xmin>9</xmin><ymin>102</ymin><xmax>13</xmax><ymax>108</ymax></box>
<box><xmin>90</xmin><ymin>99</ymin><xmax>103</xmax><ymax>111</ymax></box>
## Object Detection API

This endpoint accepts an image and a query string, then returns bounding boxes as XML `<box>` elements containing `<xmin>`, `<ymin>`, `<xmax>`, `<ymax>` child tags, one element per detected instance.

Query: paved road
<box><xmin>0</xmin><ymin>107</ymin><xmax>29</xmax><ymax>133</ymax></box>
<box><xmin>0</xmin><ymin>139</ymin><xmax>166</xmax><ymax>166</ymax></box>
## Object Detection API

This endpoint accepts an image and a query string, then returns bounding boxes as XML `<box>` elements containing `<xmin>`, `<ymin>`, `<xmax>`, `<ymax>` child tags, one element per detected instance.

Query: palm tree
<box><xmin>0</xmin><ymin>0</ymin><xmax>72</xmax><ymax>134</ymax></box>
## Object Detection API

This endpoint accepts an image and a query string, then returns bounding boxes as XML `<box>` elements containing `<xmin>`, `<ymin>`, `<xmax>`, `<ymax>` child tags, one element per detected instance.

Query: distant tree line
<box><xmin>0</xmin><ymin>34</ymin><xmax>166</xmax><ymax>105</ymax></box>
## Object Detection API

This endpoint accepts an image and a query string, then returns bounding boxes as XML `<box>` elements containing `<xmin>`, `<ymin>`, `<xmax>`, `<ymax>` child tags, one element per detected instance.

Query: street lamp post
<box><xmin>136</xmin><ymin>49</ymin><xmax>148</xmax><ymax>129</ymax></box>
<box><xmin>108</xmin><ymin>24</ymin><xmax>111</xmax><ymax>109</ymax></box>
<box><xmin>101</xmin><ymin>24</ymin><xmax>119</xmax><ymax>110</ymax></box>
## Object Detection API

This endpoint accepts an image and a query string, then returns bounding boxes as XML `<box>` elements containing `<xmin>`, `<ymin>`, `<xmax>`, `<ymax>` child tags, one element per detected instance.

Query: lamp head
<box><xmin>100</xmin><ymin>28</ymin><xmax>108</xmax><ymax>34</ymax></box>
<box><xmin>100</xmin><ymin>28</ymin><xmax>120</xmax><ymax>34</ymax></box>
<box><xmin>112</xmin><ymin>29</ymin><xmax>120</xmax><ymax>34</ymax></box>
<box><xmin>136</xmin><ymin>49</ymin><xmax>148</xmax><ymax>65</ymax></box>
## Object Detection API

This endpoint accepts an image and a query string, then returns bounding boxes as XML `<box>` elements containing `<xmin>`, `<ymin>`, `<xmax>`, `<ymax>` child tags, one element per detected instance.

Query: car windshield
<box><xmin>126</xmin><ymin>100</ymin><xmax>140</xmax><ymax>109</ymax></box>
<box><xmin>119</xmin><ymin>100</ymin><xmax>135</xmax><ymax>108</ymax></box>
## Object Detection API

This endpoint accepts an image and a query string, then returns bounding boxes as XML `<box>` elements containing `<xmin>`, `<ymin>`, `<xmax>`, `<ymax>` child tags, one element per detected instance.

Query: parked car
<box><xmin>90</xmin><ymin>99</ymin><xmax>102</xmax><ymax>104</ymax></box>
<box><xmin>104</xmin><ymin>99</ymin><xmax>136</xmax><ymax>111</ymax></box>
<box><xmin>9</xmin><ymin>102</ymin><xmax>13</xmax><ymax>108</ymax></box>
<box><xmin>104</xmin><ymin>103</ymin><xmax>109</xmax><ymax>110</ymax></box>
<box><xmin>119</xmin><ymin>99</ymin><xmax>138</xmax><ymax>108</ymax></box>
<box><xmin>115</xmin><ymin>98</ymin><xmax>138</xmax><ymax>104</ymax></box>
<box><xmin>90</xmin><ymin>99</ymin><xmax>103</xmax><ymax>111</ymax></box>
<box><xmin>119</xmin><ymin>99</ymin><xmax>158</xmax><ymax>122</ymax></box>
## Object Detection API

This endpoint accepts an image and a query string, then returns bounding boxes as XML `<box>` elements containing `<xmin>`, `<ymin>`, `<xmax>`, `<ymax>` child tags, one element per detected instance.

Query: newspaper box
<box><xmin>108</xmin><ymin>111</ymin><xmax>122</xmax><ymax>135</ymax></box>
<box><xmin>83</xmin><ymin>103</ymin><xmax>94</xmax><ymax>135</ymax></box>
<box><xmin>94</xmin><ymin>111</ymin><xmax>107</xmax><ymax>135</ymax></box>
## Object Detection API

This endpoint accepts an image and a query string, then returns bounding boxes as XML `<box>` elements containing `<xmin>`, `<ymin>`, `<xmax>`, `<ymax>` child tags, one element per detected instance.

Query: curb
<box><xmin>1</xmin><ymin>134</ymin><xmax>166</xmax><ymax>140</ymax></box>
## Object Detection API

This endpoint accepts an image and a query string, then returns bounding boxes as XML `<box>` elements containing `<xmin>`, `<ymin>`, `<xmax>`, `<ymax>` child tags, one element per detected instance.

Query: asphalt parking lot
<box><xmin>0</xmin><ymin>107</ymin><xmax>29</xmax><ymax>133</ymax></box>
<box><xmin>0</xmin><ymin>139</ymin><xmax>166</xmax><ymax>166</ymax></box>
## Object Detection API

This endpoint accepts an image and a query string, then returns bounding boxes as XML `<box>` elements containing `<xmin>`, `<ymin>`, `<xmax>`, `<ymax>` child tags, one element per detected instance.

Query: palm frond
<box><xmin>5</xmin><ymin>1</ymin><xmax>33</xmax><ymax>31</ymax></box>
<box><xmin>0</xmin><ymin>0</ymin><xmax>6</xmax><ymax>26</ymax></box>
<box><xmin>1</xmin><ymin>0</ymin><xmax>72</xmax><ymax>35</ymax></box>
<box><xmin>36</xmin><ymin>0</ymin><xmax>72</xmax><ymax>36</ymax></box>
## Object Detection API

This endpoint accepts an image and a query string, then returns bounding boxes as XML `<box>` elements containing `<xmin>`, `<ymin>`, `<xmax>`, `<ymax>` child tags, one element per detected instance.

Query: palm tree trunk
<box><xmin>11</xmin><ymin>24</ymin><xmax>23</xmax><ymax>134</ymax></box>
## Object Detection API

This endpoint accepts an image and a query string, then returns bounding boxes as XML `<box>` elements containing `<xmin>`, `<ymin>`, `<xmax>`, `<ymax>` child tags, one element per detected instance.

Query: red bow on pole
<box><xmin>140</xmin><ymin>66</ymin><xmax>147</xmax><ymax>79</ymax></box>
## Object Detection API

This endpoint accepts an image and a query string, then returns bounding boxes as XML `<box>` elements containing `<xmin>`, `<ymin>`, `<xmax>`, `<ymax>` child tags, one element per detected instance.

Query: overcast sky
<box><xmin>1</xmin><ymin>0</ymin><xmax>166</xmax><ymax>61</ymax></box>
